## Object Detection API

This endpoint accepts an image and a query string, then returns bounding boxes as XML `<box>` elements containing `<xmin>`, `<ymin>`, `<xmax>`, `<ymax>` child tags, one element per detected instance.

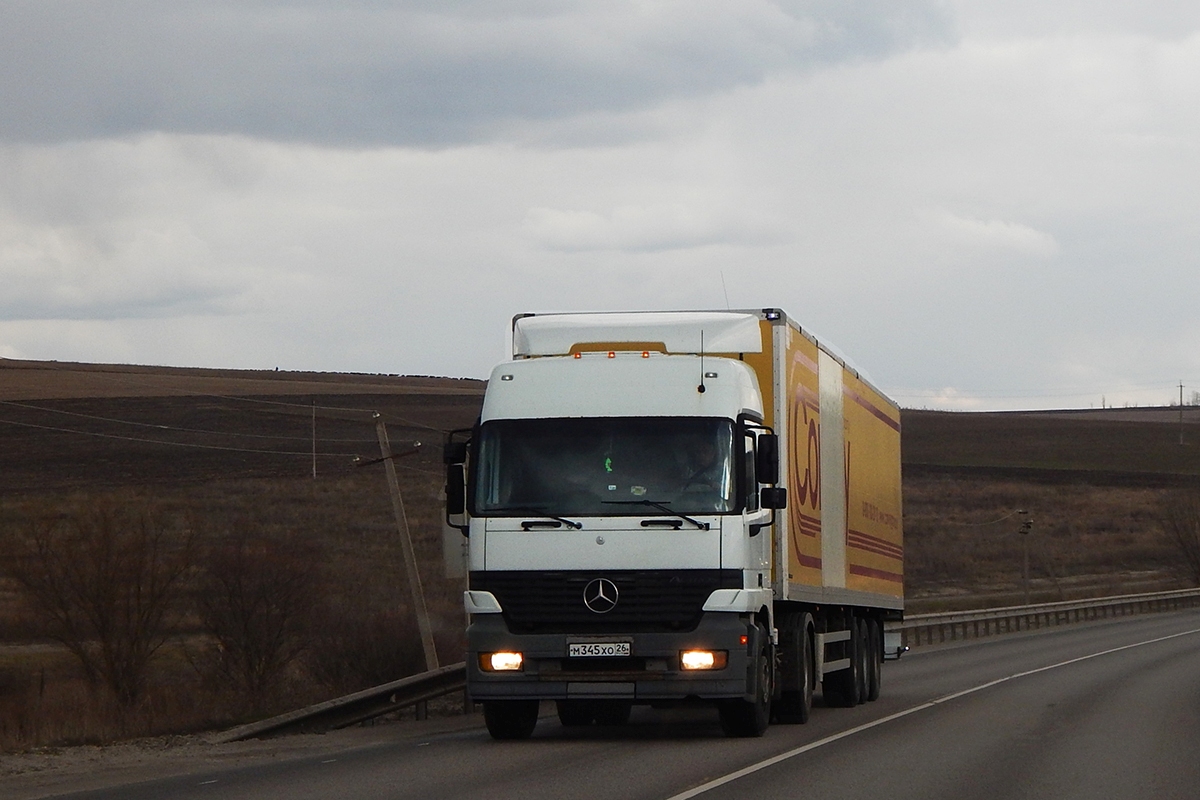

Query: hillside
<box><xmin>0</xmin><ymin>359</ymin><xmax>484</xmax><ymax>492</ymax></box>
<box><xmin>0</xmin><ymin>357</ymin><xmax>483</xmax><ymax>400</ymax></box>
<box><xmin>900</xmin><ymin>408</ymin><xmax>1194</xmax><ymax>611</ymax></box>
<box><xmin>902</xmin><ymin>407</ymin><xmax>1200</xmax><ymax>486</ymax></box>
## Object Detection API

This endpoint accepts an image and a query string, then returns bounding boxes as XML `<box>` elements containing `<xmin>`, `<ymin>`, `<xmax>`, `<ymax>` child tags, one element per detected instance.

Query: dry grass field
<box><xmin>902</xmin><ymin>408</ymin><xmax>1200</xmax><ymax>611</ymax></box>
<box><xmin>902</xmin><ymin>407</ymin><xmax>1200</xmax><ymax>480</ymax></box>
<box><xmin>0</xmin><ymin>358</ymin><xmax>1195</xmax><ymax>749</ymax></box>
<box><xmin>0</xmin><ymin>359</ymin><xmax>482</xmax><ymax>749</ymax></box>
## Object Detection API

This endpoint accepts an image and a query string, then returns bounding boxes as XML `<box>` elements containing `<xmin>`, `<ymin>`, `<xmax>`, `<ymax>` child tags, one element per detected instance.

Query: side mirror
<box><xmin>756</xmin><ymin>434</ymin><xmax>780</xmax><ymax>485</ymax></box>
<box><xmin>751</xmin><ymin>486</ymin><xmax>787</xmax><ymax>536</ymax></box>
<box><xmin>444</xmin><ymin>440</ymin><xmax>468</xmax><ymax>465</ymax></box>
<box><xmin>443</xmin><ymin>429</ymin><xmax>472</xmax><ymax>534</ymax></box>
<box><xmin>760</xmin><ymin>486</ymin><xmax>787</xmax><ymax>510</ymax></box>
<box><xmin>446</xmin><ymin>463</ymin><xmax>466</xmax><ymax>516</ymax></box>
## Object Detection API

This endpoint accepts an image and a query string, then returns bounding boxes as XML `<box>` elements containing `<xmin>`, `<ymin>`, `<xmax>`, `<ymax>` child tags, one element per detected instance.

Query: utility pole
<box><xmin>1181</xmin><ymin>382</ymin><xmax>1186</xmax><ymax>446</ymax></box>
<box><xmin>1018</xmin><ymin>510</ymin><xmax>1032</xmax><ymax>606</ymax></box>
<box><xmin>374</xmin><ymin>415</ymin><xmax>439</xmax><ymax>674</ymax></box>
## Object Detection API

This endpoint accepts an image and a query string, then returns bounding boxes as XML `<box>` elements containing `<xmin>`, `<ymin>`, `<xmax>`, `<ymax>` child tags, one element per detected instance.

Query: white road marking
<box><xmin>665</xmin><ymin>626</ymin><xmax>1200</xmax><ymax>800</ymax></box>
<box><xmin>198</xmin><ymin>779</ymin><xmax>219</xmax><ymax>785</ymax></box>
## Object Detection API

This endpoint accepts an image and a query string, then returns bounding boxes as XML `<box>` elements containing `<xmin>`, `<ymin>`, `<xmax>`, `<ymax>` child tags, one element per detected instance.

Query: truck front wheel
<box><xmin>719</xmin><ymin>625</ymin><xmax>772</xmax><ymax>737</ymax></box>
<box><xmin>484</xmin><ymin>700</ymin><xmax>540</xmax><ymax>740</ymax></box>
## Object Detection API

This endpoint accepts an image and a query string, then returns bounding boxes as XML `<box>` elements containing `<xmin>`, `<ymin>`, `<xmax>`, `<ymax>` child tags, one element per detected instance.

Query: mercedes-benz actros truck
<box><xmin>444</xmin><ymin>309</ymin><xmax>903</xmax><ymax>739</ymax></box>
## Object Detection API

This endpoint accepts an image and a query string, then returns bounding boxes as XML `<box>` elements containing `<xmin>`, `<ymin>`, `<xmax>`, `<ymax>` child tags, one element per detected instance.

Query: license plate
<box><xmin>568</xmin><ymin>641</ymin><xmax>631</xmax><ymax>658</ymax></box>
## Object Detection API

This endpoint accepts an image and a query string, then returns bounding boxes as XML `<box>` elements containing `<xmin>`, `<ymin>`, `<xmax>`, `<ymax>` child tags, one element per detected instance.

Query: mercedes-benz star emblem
<box><xmin>583</xmin><ymin>578</ymin><xmax>619</xmax><ymax>614</ymax></box>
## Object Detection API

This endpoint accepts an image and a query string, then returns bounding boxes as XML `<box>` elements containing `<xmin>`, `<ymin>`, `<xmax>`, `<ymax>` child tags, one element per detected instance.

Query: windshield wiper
<box><xmin>488</xmin><ymin>505</ymin><xmax>582</xmax><ymax>529</ymax></box>
<box><xmin>602</xmin><ymin>499</ymin><xmax>710</xmax><ymax>531</ymax></box>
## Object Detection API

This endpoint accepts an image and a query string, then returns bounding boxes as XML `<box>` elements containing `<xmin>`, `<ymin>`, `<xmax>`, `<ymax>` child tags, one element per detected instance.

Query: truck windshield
<box><xmin>473</xmin><ymin>417</ymin><xmax>734</xmax><ymax>517</ymax></box>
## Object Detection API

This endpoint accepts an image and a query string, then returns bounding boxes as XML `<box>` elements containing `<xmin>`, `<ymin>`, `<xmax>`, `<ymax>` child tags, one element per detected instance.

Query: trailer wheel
<box><xmin>854</xmin><ymin>616</ymin><xmax>869</xmax><ymax>703</ymax></box>
<box><xmin>822</xmin><ymin>615</ymin><xmax>864</xmax><ymax>707</ymax></box>
<box><xmin>775</xmin><ymin>613</ymin><xmax>813</xmax><ymax>724</ymax></box>
<box><xmin>556</xmin><ymin>700</ymin><xmax>595</xmax><ymax>727</ymax></box>
<box><xmin>484</xmin><ymin>700</ymin><xmax>540</xmax><ymax>740</ymax></box>
<box><xmin>720</xmin><ymin>625</ymin><xmax>772</xmax><ymax>737</ymax></box>
<box><xmin>866</xmin><ymin>617</ymin><xmax>882</xmax><ymax>702</ymax></box>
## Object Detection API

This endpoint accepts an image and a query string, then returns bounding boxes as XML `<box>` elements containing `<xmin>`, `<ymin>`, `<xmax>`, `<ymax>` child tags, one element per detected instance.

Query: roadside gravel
<box><xmin>0</xmin><ymin>712</ymin><xmax>482</xmax><ymax>800</ymax></box>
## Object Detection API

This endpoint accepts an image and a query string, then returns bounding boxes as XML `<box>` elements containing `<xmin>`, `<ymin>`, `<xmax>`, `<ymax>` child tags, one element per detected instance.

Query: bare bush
<box><xmin>195</xmin><ymin>530</ymin><xmax>323</xmax><ymax>710</ymax></box>
<box><xmin>1161</xmin><ymin>490</ymin><xmax>1200</xmax><ymax>586</ymax></box>
<box><xmin>0</xmin><ymin>498</ymin><xmax>194</xmax><ymax>707</ymax></box>
<box><xmin>305</xmin><ymin>602</ymin><xmax>423</xmax><ymax>694</ymax></box>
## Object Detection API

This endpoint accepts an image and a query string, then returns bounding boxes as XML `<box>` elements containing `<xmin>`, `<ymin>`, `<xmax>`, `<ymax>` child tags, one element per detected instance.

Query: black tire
<box><xmin>866</xmin><ymin>617</ymin><xmax>882</xmax><ymax>702</ymax></box>
<box><xmin>822</xmin><ymin>616</ymin><xmax>863</xmax><ymax>707</ymax></box>
<box><xmin>484</xmin><ymin>700</ymin><xmax>540</xmax><ymax>740</ymax></box>
<box><xmin>593</xmin><ymin>701</ymin><xmax>633</xmax><ymax>726</ymax></box>
<box><xmin>853</xmin><ymin>617</ymin><xmax>868</xmax><ymax>704</ymax></box>
<box><xmin>720</xmin><ymin>624</ymin><xmax>772</xmax><ymax>737</ymax></box>
<box><xmin>556</xmin><ymin>700</ymin><xmax>595</xmax><ymax>727</ymax></box>
<box><xmin>775</xmin><ymin>613</ymin><xmax>813</xmax><ymax>724</ymax></box>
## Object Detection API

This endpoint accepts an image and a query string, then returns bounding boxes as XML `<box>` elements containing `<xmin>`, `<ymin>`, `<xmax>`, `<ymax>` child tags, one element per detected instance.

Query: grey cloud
<box><xmin>0</xmin><ymin>170</ymin><xmax>248</xmax><ymax>321</ymax></box>
<box><xmin>0</xmin><ymin>1</ymin><xmax>954</xmax><ymax>147</ymax></box>
<box><xmin>521</xmin><ymin>204</ymin><xmax>789</xmax><ymax>253</ymax></box>
<box><xmin>953</xmin><ymin>0</ymin><xmax>1200</xmax><ymax>39</ymax></box>
<box><xmin>0</xmin><ymin>266</ymin><xmax>241</xmax><ymax>321</ymax></box>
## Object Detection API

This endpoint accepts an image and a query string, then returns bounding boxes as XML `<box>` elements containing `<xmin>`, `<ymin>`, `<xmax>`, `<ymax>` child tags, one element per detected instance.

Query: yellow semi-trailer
<box><xmin>444</xmin><ymin>309</ymin><xmax>903</xmax><ymax>739</ymax></box>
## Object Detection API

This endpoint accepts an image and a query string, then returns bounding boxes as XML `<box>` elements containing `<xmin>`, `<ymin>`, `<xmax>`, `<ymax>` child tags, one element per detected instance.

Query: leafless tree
<box><xmin>196</xmin><ymin>530</ymin><xmax>323</xmax><ymax>709</ymax></box>
<box><xmin>1161</xmin><ymin>490</ymin><xmax>1200</xmax><ymax>586</ymax></box>
<box><xmin>306</xmin><ymin>603</ymin><xmax>423</xmax><ymax>694</ymax></box>
<box><xmin>0</xmin><ymin>498</ymin><xmax>194</xmax><ymax>707</ymax></box>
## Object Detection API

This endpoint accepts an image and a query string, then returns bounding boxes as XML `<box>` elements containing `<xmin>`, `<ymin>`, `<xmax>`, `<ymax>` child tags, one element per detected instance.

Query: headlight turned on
<box><xmin>480</xmin><ymin>652</ymin><xmax>524</xmax><ymax>672</ymax></box>
<box><xmin>680</xmin><ymin>650</ymin><xmax>728</xmax><ymax>670</ymax></box>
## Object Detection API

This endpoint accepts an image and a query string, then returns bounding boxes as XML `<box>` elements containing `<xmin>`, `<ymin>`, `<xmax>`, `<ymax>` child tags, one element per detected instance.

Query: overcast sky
<box><xmin>2</xmin><ymin>1</ymin><xmax>1199</xmax><ymax>410</ymax></box>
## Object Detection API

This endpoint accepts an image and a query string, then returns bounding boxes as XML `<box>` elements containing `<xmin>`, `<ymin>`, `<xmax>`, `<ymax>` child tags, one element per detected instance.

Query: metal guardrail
<box><xmin>214</xmin><ymin>661</ymin><xmax>467</xmax><ymax>743</ymax></box>
<box><xmin>888</xmin><ymin>587</ymin><xmax>1200</xmax><ymax>648</ymax></box>
<box><xmin>215</xmin><ymin>587</ymin><xmax>1200</xmax><ymax>741</ymax></box>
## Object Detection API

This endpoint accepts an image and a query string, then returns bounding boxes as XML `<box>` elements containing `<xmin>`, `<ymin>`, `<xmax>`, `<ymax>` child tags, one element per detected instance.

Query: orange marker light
<box><xmin>607</xmin><ymin>351</ymin><xmax>615</xmax><ymax>358</ymax></box>
<box><xmin>574</xmin><ymin>352</ymin><xmax>582</xmax><ymax>359</ymax></box>
<box><xmin>642</xmin><ymin>351</ymin><xmax>650</xmax><ymax>358</ymax></box>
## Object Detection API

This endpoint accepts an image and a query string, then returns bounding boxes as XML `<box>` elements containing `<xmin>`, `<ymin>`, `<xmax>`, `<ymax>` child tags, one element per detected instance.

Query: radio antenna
<box><xmin>698</xmin><ymin>330</ymin><xmax>706</xmax><ymax>393</ymax></box>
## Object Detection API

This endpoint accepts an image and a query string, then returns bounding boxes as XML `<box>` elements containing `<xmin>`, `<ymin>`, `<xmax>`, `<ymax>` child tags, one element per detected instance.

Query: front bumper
<box><xmin>467</xmin><ymin>612</ymin><xmax>757</xmax><ymax>702</ymax></box>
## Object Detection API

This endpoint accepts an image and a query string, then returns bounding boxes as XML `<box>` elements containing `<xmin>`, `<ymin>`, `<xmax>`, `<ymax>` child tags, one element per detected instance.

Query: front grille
<box><xmin>470</xmin><ymin>569</ymin><xmax>741</xmax><ymax>634</ymax></box>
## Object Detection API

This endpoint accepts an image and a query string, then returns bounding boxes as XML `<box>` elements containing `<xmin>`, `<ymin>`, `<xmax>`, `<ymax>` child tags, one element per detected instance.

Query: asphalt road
<box><xmin>32</xmin><ymin>609</ymin><xmax>1200</xmax><ymax>800</ymax></box>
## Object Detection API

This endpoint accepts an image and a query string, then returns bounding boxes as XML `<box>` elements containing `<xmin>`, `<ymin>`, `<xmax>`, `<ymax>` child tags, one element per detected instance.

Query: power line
<box><xmin>892</xmin><ymin>380</ymin><xmax>1200</xmax><ymax>401</ymax></box>
<box><xmin>1</xmin><ymin>372</ymin><xmax>455</xmax><ymax>434</ymax></box>
<box><xmin>0</xmin><ymin>415</ymin><xmax>441</xmax><ymax>480</ymax></box>
<box><xmin>106</xmin><ymin>372</ymin><xmax>454</xmax><ymax>433</ymax></box>
<box><xmin>0</xmin><ymin>416</ymin><xmax>363</xmax><ymax>458</ymax></box>
<box><xmin>953</xmin><ymin>510</ymin><xmax>1028</xmax><ymax>528</ymax></box>
<box><xmin>0</xmin><ymin>400</ymin><xmax>378</xmax><ymax>444</ymax></box>
<box><xmin>55</xmin><ymin>369</ymin><xmax>396</xmax><ymax>413</ymax></box>
<box><xmin>194</xmin><ymin>396</ymin><xmax>450</xmax><ymax>435</ymax></box>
